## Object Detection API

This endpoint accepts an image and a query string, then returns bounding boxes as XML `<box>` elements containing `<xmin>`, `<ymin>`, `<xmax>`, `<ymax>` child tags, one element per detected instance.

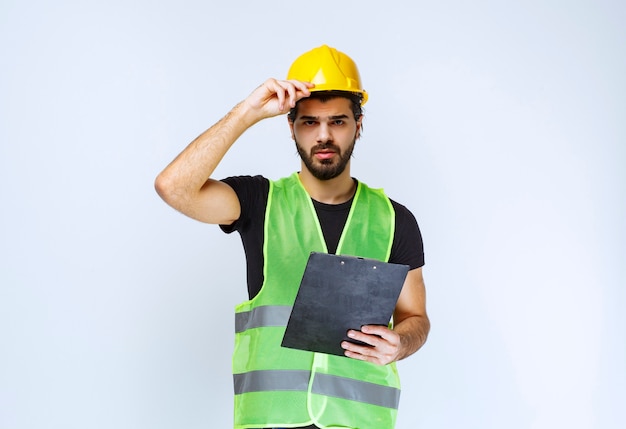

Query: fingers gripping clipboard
<box><xmin>281</xmin><ymin>252</ymin><xmax>409</xmax><ymax>356</ymax></box>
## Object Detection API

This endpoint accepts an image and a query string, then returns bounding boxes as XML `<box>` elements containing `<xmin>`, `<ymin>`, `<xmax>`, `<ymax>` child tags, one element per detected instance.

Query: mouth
<box><xmin>314</xmin><ymin>150</ymin><xmax>337</xmax><ymax>160</ymax></box>
<box><xmin>312</xmin><ymin>143</ymin><xmax>339</xmax><ymax>160</ymax></box>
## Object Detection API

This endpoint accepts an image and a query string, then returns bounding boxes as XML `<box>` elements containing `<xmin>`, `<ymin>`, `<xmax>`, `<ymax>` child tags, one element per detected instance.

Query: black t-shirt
<box><xmin>220</xmin><ymin>175</ymin><xmax>425</xmax><ymax>300</ymax></box>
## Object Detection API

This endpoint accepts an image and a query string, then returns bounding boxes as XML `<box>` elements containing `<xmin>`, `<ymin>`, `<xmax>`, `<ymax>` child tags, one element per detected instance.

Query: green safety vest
<box><xmin>233</xmin><ymin>173</ymin><xmax>400</xmax><ymax>429</ymax></box>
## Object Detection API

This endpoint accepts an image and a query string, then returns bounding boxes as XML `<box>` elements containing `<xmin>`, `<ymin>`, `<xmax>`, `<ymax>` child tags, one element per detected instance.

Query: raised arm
<box><xmin>154</xmin><ymin>79</ymin><xmax>314</xmax><ymax>224</ymax></box>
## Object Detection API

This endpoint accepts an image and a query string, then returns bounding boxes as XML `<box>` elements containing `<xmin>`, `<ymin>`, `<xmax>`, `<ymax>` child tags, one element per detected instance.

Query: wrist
<box><xmin>236</xmin><ymin>98</ymin><xmax>266</xmax><ymax>127</ymax></box>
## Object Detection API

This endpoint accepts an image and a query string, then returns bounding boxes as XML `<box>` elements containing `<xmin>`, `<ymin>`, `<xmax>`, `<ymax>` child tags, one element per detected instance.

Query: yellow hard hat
<box><xmin>287</xmin><ymin>45</ymin><xmax>368</xmax><ymax>105</ymax></box>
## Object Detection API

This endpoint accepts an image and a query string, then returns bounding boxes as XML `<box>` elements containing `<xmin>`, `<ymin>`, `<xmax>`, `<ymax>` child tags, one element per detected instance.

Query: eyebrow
<box><xmin>298</xmin><ymin>114</ymin><xmax>350</xmax><ymax>121</ymax></box>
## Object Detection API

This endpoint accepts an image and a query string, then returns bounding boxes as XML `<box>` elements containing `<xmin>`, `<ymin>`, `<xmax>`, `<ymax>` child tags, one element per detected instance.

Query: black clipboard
<box><xmin>281</xmin><ymin>252</ymin><xmax>409</xmax><ymax>356</ymax></box>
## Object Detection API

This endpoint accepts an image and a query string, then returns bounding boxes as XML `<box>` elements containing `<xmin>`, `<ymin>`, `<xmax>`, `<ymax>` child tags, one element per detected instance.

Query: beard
<box><xmin>295</xmin><ymin>139</ymin><xmax>356</xmax><ymax>181</ymax></box>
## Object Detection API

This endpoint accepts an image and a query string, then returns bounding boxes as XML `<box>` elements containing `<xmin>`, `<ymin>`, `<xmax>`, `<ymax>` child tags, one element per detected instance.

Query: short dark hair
<box><xmin>288</xmin><ymin>90</ymin><xmax>363</xmax><ymax>123</ymax></box>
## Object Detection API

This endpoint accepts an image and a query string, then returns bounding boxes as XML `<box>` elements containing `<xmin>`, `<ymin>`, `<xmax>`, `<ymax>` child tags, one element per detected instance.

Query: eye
<box><xmin>303</xmin><ymin>120</ymin><xmax>317</xmax><ymax>126</ymax></box>
<box><xmin>332</xmin><ymin>119</ymin><xmax>345</xmax><ymax>126</ymax></box>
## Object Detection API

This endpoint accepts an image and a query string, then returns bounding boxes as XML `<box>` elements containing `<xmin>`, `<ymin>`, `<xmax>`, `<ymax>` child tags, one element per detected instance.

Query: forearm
<box><xmin>154</xmin><ymin>100</ymin><xmax>257</xmax><ymax>205</ymax></box>
<box><xmin>394</xmin><ymin>314</ymin><xmax>430</xmax><ymax>361</ymax></box>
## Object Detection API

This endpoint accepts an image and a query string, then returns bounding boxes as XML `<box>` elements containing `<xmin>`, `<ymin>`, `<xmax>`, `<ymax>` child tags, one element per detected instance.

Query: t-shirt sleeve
<box><xmin>218</xmin><ymin>175</ymin><xmax>269</xmax><ymax>299</ymax></box>
<box><xmin>219</xmin><ymin>175</ymin><xmax>269</xmax><ymax>234</ymax></box>
<box><xmin>390</xmin><ymin>200</ymin><xmax>425</xmax><ymax>270</ymax></box>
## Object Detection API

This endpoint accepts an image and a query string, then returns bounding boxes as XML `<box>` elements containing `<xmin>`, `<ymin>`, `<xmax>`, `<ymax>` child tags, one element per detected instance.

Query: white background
<box><xmin>1</xmin><ymin>1</ymin><xmax>624</xmax><ymax>428</ymax></box>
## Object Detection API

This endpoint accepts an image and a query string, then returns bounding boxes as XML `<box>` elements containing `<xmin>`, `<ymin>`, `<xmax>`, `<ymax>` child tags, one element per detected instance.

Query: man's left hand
<box><xmin>341</xmin><ymin>325</ymin><xmax>401</xmax><ymax>365</ymax></box>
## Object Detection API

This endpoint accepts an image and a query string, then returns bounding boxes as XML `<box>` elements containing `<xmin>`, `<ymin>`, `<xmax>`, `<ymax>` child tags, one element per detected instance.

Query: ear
<box><xmin>287</xmin><ymin>116</ymin><xmax>295</xmax><ymax>140</ymax></box>
<box><xmin>355</xmin><ymin>116</ymin><xmax>363</xmax><ymax>140</ymax></box>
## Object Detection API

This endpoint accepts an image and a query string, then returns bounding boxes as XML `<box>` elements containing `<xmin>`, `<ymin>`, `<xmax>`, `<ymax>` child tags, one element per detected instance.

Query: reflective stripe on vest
<box><xmin>234</xmin><ymin>370</ymin><xmax>309</xmax><ymax>393</ymax></box>
<box><xmin>234</xmin><ymin>370</ymin><xmax>400</xmax><ymax>409</ymax></box>
<box><xmin>235</xmin><ymin>305</ymin><xmax>291</xmax><ymax>332</ymax></box>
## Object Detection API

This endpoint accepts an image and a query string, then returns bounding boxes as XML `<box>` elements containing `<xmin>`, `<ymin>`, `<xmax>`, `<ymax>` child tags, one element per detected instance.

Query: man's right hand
<box><xmin>243</xmin><ymin>78</ymin><xmax>315</xmax><ymax>122</ymax></box>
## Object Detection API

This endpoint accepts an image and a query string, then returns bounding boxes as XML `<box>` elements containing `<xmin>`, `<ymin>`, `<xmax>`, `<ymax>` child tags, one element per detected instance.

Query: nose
<box><xmin>316</xmin><ymin>123</ymin><xmax>332</xmax><ymax>143</ymax></box>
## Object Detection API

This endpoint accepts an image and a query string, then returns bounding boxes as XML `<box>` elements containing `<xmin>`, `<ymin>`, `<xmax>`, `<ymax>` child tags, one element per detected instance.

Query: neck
<box><xmin>297</xmin><ymin>167</ymin><xmax>356</xmax><ymax>204</ymax></box>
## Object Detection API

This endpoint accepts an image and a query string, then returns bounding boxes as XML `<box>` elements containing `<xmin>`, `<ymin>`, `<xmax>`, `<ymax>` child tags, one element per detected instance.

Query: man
<box><xmin>155</xmin><ymin>45</ymin><xmax>430</xmax><ymax>429</ymax></box>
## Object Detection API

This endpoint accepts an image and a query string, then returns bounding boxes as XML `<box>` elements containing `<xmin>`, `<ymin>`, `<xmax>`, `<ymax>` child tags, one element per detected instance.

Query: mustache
<box><xmin>311</xmin><ymin>142</ymin><xmax>339</xmax><ymax>153</ymax></box>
